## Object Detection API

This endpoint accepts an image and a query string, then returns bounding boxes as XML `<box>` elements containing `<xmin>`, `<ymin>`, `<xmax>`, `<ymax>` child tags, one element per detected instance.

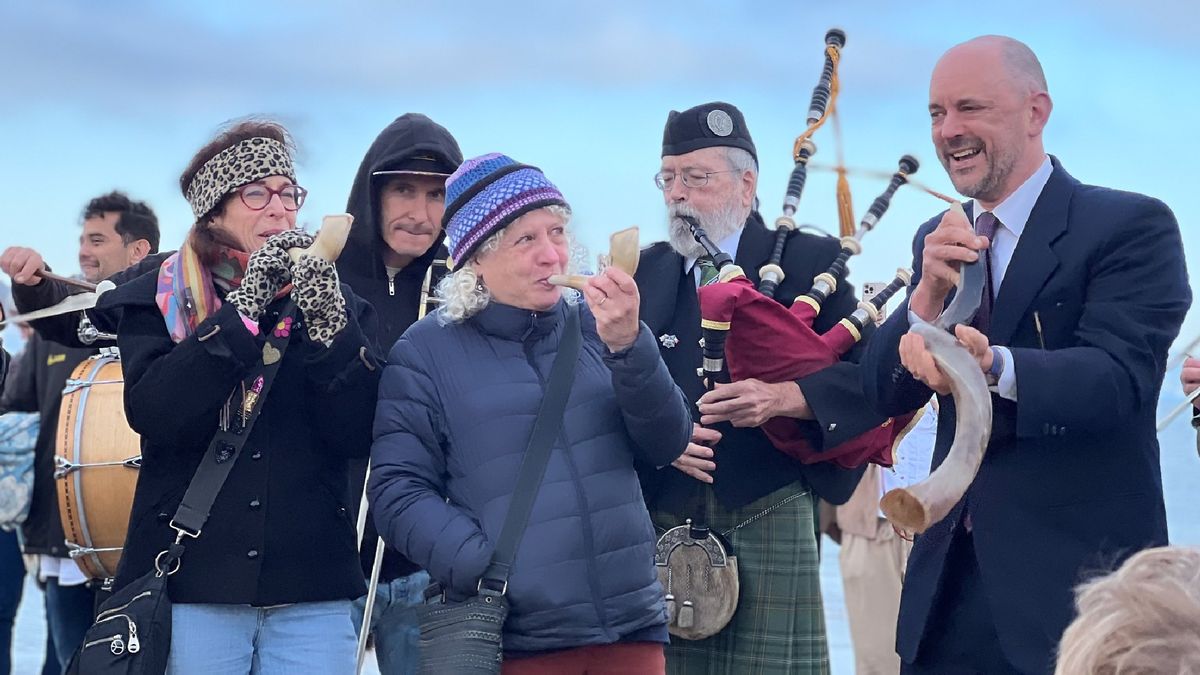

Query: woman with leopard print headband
<box><xmin>96</xmin><ymin>119</ymin><xmax>382</xmax><ymax>673</ymax></box>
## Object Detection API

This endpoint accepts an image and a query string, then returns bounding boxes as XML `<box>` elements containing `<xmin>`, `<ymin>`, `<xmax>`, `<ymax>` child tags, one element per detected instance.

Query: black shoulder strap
<box><xmin>479</xmin><ymin>305</ymin><xmax>580</xmax><ymax>592</ymax></box>
<box><xmin>168</xmin><ymin>303</ymin><xmax>298</xmax><ymax>549</ymax></box>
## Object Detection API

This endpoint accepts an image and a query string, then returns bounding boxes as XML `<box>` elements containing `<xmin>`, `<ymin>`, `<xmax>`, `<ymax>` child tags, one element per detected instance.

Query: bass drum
<box><xmin>55</xmin><ymin>351</ymin><xmax>141</xmax><ymax>581</ymax></box>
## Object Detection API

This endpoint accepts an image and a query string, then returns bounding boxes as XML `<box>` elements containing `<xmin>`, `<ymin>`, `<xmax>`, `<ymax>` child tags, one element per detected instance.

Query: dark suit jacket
<box><xmin>636</xmin><ymin>212</ymin><xmax>887</xmax><ymax>514</ymax></box>
<box><xmin>861</xmin><ymin>159</ymin><xmax>1191</xmax><ymax>673</ymax></box>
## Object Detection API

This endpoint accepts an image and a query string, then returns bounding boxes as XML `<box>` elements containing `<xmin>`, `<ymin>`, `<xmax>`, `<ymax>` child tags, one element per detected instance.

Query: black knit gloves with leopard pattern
<box><xmin>291</xmin><ymin>255</ymin><xmax>347</xmax><ymax>346</ymax></box>
<box><xmin>226</xmin><ymin>230</ymin><xmax>312</xmax><ymax>322</ymax></box>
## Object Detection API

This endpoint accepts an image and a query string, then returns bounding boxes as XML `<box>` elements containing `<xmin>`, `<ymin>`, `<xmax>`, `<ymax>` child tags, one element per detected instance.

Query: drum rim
<box><xmin>60</xmin><ymin>353</ymin><xmax>124</xmax><ymax>579</ymax></box>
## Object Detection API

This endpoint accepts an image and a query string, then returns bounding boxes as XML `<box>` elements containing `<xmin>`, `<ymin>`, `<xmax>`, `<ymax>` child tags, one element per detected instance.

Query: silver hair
<box><xmin>1056</xmin><ymin>546</ymin><xmax>1200</xmax><ymax>674</ymax></box>
<box><xmin>435</xmin><ymin>204</ymin><xmax>578</xmax><ymax>324</ymax></box>
<box><xmin>722</xmin><ymin>146</ymin><xmax>758</xmax><ymax>177</ymax></box>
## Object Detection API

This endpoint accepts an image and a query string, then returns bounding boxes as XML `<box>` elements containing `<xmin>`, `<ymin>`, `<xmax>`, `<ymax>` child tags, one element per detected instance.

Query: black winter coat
<box><xmin>109</xmin><ymin>271</ymin><xmax>381</xmax><ymax>605</ymax></box>
<box><xmin>340</xmin><ymin>112</ymin><xmax>462</xmax><ymax>582</ymax></box>
<box><xmin>13</xmin><ymin>252</ymin><xmax>173</xmax><ymax>349</ymax></box>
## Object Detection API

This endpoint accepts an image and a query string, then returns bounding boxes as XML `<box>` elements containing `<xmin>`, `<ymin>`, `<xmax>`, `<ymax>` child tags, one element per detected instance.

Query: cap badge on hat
<box><xmin>707</xmin><ymin>110</ymin><xmax>734</xmax><ymax>137</ymax></box>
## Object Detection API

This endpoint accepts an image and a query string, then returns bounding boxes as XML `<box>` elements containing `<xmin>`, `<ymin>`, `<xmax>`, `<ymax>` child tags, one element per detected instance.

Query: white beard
<box><xmin>665</xmin><ymin>202</ymin><xmax>747</xmax><ymax>260</ymax></box>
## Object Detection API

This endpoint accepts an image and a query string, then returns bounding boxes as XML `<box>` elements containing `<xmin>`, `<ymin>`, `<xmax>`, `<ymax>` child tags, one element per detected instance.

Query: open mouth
<box><xmin>949</xmin><ymin>147</ymin><xmax>982</xmax><ymax>163</ymax></box>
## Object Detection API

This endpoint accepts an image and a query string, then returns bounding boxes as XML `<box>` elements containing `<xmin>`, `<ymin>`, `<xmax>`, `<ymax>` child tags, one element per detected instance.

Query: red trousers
<box><xmin>501</xmin><ymin>642</ymin><xmax>666</xmax><ymax>675</ymax></box>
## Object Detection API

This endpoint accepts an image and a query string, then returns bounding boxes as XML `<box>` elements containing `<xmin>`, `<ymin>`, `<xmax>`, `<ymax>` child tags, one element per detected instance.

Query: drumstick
<box><xmin>34</xmin><ymin>269</ymin><xmax>98</xmax><ymax>292</ymax></box>
<box><xmin>1156</xmin><ymin>386</ymin><xmax>1200</xmax><ymax>432</ymax></box>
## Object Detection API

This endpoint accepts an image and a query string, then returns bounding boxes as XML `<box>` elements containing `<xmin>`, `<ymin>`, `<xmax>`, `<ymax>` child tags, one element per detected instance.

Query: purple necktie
<box><xmin>972</xmin><ymin>212</ymin><xmax>999</xmax><ymax>333</ymax></box>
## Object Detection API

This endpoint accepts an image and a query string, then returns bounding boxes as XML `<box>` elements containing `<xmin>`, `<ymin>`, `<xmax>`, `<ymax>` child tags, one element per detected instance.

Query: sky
<box><xmin>1</xmin><ymin>3</ymin><xmax>1198</xmax><ymax>414</ymax></box>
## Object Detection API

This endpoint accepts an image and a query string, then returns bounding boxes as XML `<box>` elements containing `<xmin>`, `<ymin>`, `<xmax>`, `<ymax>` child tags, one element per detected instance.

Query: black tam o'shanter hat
<box><xmin>661</xmin><ymin>101</ymin><xmax>757</xmax><ymax>164</ymax></box>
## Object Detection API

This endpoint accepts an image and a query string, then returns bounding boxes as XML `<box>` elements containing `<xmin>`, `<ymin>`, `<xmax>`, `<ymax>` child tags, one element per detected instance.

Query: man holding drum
<box><xmin>0</xmin><ymin>191</ymin><xmax>159</xmax><ymax>671</ymax></box>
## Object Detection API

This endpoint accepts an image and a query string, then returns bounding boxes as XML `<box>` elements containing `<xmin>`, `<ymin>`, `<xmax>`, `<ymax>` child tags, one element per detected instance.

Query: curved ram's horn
<box><xmin>880</xmin><ymin>321</ymin><xmax>992</xmax><ymax>533</ymax></box>
<box><xmin>549</xmin><ymin>226</ymin><xmax>640</xmax><ymax>290</ymax></box>
<box><xmin>288</xmin><ymin>214</ymin><xmax>354</xmax><ymax>264</ymax></box>
<box><xmin>880</xmin><ymin>201</ymin><xmax>993</xmax><ymax>534</ymax></box>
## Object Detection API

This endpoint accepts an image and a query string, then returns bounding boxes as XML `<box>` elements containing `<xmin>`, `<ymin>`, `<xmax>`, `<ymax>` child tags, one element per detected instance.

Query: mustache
<box><xmin>941</xmin><ymin>136</ymin><xmax>982</xmax><ymax>151</ymax></box>
<box><xmin>667</xmin><ymin>206</ymin><xmax>703</xmax><ymax>232</ymax></box>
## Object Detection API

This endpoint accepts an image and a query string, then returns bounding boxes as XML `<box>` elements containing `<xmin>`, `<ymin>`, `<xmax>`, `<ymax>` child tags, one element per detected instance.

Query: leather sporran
<box><xmin>655</xmin><ymin>523</ymin><xmax>740</xmax><ymax>640</ymax></box>
<box><xmin>415</xmin><ymin>587</ymin><xmax>508</xmax><ymax>674</ymax></box>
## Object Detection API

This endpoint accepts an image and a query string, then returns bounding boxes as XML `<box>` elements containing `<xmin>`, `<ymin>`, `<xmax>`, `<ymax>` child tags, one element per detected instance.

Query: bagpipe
<box><xmin>690</xmin><ymin>29</ymin><xmax>923</xmax><ymax>470</ymax></box>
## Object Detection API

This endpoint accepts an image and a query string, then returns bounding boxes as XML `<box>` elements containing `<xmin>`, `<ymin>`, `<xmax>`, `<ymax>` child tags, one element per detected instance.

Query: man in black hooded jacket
<box><xmin>340</xmin><ymin>113</ymin><xmax>463</xmax><ymax>674</ymax></box>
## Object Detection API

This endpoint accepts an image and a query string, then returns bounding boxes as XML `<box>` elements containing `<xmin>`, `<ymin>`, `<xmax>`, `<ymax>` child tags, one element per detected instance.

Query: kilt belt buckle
<box><xmin>654</xmin><ymin>518</ymin><xmax>740</xmax><ymax>640</ymax></box>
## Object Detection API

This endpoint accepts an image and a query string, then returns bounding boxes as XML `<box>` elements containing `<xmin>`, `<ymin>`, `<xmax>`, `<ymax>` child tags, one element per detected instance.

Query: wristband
<box><xmin>987</xmin><ymin>346</ymin><xmax>1003</xmax><ymax>380</ymax></box>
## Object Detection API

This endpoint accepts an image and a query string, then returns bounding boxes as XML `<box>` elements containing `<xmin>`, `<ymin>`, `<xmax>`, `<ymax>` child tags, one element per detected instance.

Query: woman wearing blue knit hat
<box><xmin>368</xmin><ymin>153</ymin><xmax>691</xmax><ymax>673</ymax></box>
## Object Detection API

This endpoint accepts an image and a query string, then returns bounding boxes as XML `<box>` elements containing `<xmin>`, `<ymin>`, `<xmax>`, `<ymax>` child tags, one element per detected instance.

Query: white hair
<box><xmin>723</xmin><ymin>146</ymin><xmax>757</xmax><ymax>177</ymax></box>
<box><xmin>435</xmin><ymin>204</ymin><xmax>578</xmax><ymax>324</ymax></box>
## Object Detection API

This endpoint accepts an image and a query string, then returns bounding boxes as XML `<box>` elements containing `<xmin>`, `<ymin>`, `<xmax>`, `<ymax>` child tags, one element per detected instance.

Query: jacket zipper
<box><xmin>388</xmin><ymin>274</ymin><xmax>395</xmax><ymax>296</ymax></box>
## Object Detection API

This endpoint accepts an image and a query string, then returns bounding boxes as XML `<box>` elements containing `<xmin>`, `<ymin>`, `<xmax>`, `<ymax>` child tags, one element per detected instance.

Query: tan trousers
<box><xmin>838</xmin><ymin>518</ymin><xmax>912</xmax><ymax>675</ymax></box>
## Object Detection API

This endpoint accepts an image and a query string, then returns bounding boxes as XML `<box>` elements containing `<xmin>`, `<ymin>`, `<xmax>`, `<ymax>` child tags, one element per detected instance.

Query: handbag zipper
<box><xmin>94</xmin><ymin>613</ymin><xmax>141</xmax><ymax>653</ymax></box>
<box><xmin>84</xmin><ymin>634</ymin><xmax>126</xmax><ymax>655</ymax></box>
<box><xmin>95</xmin><ymin>591</ymin><xmax>151</xmax><ymax>621</ymax></box>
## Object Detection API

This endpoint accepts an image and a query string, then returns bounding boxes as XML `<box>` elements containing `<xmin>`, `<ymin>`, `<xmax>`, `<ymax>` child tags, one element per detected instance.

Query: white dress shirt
<box><xmin>973</xmin><ymin>155</ymin><xmax>1053</xmax><ymax>401</ymax></box>
<box><xmin>879</xmin><ymin>399</ymin><xmax>938</xmax><ymax>516</ymax></box>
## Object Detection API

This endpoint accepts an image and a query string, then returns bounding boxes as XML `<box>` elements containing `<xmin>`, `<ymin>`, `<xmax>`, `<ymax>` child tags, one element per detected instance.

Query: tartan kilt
<box><xmin>652</xmin><ymin>484</ymin><xmax>829</xmax><ymax>675</ymax></box>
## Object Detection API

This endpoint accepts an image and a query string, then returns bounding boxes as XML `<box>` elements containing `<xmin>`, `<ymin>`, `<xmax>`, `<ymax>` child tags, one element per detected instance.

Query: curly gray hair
<box><xmin>435</xmin><ymin>205</ymin><xmax>579</xmax><ymax>324</ymax></box>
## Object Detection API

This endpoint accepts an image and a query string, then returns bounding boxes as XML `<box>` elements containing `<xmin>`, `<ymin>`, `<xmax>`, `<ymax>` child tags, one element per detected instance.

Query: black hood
<box><xmin>340</xmin><ymin>113</ymin><xmax>463</xmax><ymax>281</ymax></box>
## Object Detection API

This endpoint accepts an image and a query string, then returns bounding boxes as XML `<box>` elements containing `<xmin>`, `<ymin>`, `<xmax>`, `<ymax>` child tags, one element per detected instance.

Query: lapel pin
<box><xmin>659</xmin><ymin>334</ymin><xmax>679</xmax><ymax>349</ymax></box>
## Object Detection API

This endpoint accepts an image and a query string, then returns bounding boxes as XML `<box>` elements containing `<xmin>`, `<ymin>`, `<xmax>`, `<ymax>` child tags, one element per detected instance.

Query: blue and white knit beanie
<box><xmin>442</xmin><ymin>153</ymin><xmax>568</xmax><ymax>268</ymax></box>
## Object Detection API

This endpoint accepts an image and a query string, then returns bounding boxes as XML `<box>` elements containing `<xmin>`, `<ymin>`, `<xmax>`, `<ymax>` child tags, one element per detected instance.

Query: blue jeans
<box><xmin>44</xmin><ymin>577</ymin><xmax>94</xmax><ymax>671</ymax></box>
<box><xmin>166</xmin><ymin>600</ymin><xmax>357</xmax><ymax>675</ymax></box>
<box><xmin>350</xmin><ymin>570</ymin><xmax>429</xmax><ymax>675</ymax></box>
<box><xmin>0</xmin><ymin>530</ymin><xmax>23</xmax><ymax>675</ymax></box>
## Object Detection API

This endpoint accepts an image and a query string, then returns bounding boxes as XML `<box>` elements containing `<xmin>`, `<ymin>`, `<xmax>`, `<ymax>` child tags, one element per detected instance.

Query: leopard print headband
<box><xmin>184</xmin><ymin>137</ymin><xmax>297</xmax><ymax>219</ymax></box>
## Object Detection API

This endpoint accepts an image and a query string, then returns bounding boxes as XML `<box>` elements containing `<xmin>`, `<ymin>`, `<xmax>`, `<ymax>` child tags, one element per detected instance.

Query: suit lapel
<box><xmin>989</xmin><ymin>161</ymin><xmax>1074</xmax><ymax>344</ymax></box>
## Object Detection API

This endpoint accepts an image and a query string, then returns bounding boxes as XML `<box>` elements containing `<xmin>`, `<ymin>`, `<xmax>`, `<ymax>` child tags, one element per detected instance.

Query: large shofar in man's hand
<box><xmin>880</xmin><ymin>203</ymin><xmax>993</xmax><ymax>534</ymax></box>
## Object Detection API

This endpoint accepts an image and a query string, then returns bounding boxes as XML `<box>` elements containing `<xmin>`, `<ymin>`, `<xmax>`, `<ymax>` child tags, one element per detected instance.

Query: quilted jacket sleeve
<box><xmin>368</xmin><ymin>333</ymin><xmax>491</xmax><ymax>597</ymax></box>
<box><xmin>602</xmin><ymin>321</ymin><xmax>691</xmax><ymax>467</ymax></box>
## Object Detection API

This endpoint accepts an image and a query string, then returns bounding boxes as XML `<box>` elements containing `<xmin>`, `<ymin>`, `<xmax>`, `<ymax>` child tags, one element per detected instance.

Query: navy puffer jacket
<box><xmin>368</xmin><ymin>299</ymin><xmax>690</xmax><ymax>653</ymax></box>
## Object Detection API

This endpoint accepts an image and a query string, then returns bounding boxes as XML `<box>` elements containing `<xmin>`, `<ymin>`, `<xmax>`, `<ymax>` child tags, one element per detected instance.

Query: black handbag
<box><xmin>67</xmin><ymin>305</ymin><xmax>298</xmax><ymax>675</ymax></box>
<box><xmin>415</xmin><ymin>306</ymin><xmax>581</xmax><ymax>675</ymax></box>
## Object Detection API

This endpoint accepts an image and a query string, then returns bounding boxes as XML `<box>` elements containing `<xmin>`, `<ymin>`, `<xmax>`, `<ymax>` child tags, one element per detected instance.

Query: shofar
<box><xmin>880</xmin><ymin>202</ymin><xmax>993</xmax><ymax>534</ymax></box>
<box><xmin>288</xmin><ymin>214</ymin><xmax>353</xmax><ymax>264</ymax></box>
<box><xmin>549</xmin><ymin>226</ymin><xmax>640</xmax><ymax>289</ymax></box>
<box><xmin>880</xmin><ymin>321</ymin><xmax>992</xmax><ymax>533</ymax></box>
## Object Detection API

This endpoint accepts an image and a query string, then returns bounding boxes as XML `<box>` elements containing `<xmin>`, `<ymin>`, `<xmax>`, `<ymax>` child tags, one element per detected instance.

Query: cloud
<box><xmin>0</xmin><ymin>1</ymin><xmax>962</xmax><ymax>112</ymax></box>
